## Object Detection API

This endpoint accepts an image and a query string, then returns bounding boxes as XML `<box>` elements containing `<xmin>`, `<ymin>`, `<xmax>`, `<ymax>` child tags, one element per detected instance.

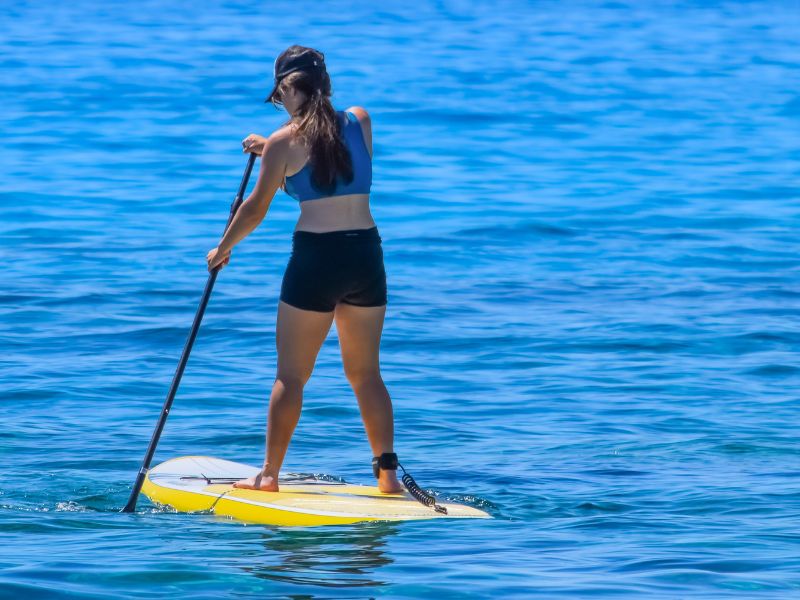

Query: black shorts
<box><xmin>280</xmin><ymin>227</ymin><xmax>388</xmax><ymax>313</ymax></box>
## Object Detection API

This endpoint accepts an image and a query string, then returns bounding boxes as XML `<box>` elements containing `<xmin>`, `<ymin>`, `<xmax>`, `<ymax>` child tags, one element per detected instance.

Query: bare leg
<box><xmin>334</xmin><ymin>303</ymin><xmax>403</xmax><ymax>493</ymax></box>
<box><xmin>234</xmin><ymin>301</ymin><xmax>334</xmax><ymax>492</ymax></box>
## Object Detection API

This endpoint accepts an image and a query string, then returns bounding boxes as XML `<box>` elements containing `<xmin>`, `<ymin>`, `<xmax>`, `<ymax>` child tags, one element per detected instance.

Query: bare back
<box><xmin>279</xmin><ymin>106</ymin><xmax>375</xmax><ymax>233</ymax></box>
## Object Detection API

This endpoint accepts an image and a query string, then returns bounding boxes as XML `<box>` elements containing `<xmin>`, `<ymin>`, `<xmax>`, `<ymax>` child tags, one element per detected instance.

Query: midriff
<box><xmin>295</xmin><ymin>193</ymin><xmax>376</xmax><ymax>233</ymax></box>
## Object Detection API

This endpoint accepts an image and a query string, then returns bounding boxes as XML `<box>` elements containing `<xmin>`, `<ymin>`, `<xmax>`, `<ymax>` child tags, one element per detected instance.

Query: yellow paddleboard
<box><xmin>142</xmin><ymin>455</ymin><xmax>491</xmax><ymax>527</ymax></box>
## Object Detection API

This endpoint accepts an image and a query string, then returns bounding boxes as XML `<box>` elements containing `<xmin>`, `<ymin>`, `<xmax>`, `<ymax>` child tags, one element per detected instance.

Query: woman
<box><xmin>206</xmin><ymin>45</ymin><xmax>403</xmax><ymax>494</ymax></box>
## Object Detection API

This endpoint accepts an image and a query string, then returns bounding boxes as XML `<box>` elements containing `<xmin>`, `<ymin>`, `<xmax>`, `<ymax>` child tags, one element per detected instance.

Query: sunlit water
<box><xmin>2</xmin><ymin>1</ymin><xmax>800</xmax><ymax>597</ymax></box>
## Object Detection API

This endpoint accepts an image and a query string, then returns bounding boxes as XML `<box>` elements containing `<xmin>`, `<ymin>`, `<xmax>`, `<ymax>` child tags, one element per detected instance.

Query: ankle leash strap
<box><xmin>371</xmin><ymin>452</ymin><xmax>447</xmax><ymax>515</ymax></box>
<box><xmin>372</xmin><ymin>452</ymin><xmax>398</xmax><ymax>478</ymax></box>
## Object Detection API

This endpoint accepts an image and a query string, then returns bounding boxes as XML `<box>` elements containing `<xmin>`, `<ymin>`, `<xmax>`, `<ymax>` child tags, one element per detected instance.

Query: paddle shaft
<box><xmin>122</xmin><ymin>153</ymin><xmax>257</xmax><ymax>513</ymax></box>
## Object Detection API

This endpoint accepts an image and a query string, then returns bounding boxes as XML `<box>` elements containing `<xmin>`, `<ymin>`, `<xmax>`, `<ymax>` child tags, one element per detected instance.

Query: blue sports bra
<box><xmin>284</xmin><ymin>110</ymin><xmax>372</xmax><ymax>202</ymax></box>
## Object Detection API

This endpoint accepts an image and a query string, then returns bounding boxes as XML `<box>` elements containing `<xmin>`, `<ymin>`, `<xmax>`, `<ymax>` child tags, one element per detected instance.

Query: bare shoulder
<box><xmin>256</xmin><ymin>126</ymin><xmax>294</xmax><ymax>162</ymax></box>
<box><xmin>345</xmin><ymin>106</ymin><xmax>371</xmax><ymax>124</ymax></box>
<box><xmin>267</xmin><ymin>124</ymin><xmax>294</xmax><ymax>148</ymax></box>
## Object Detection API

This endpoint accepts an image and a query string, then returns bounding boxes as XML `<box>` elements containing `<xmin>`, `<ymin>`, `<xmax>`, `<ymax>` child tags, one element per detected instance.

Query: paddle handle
<box><xmin>122</xmin><ymin>153</ymin><xmax>257</xmax><ymax>513</ymax></box>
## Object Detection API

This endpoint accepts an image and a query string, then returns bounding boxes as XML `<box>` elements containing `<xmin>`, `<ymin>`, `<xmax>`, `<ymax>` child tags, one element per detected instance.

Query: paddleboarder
<box><xmin>206</xmin><ymin>45</ymin><xmax>403</xmax><ymax>494</ymax></box>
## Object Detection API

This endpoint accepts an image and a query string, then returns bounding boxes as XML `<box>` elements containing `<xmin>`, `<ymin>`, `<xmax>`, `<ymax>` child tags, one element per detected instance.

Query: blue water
<box><xmin>2</xmin><ymin>1</ymin><xmax>800</xmax><ymax>597</ymax></box>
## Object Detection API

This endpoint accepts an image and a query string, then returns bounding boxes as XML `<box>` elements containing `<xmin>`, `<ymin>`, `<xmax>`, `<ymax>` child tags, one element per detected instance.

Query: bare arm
<box><xmin>213</xmin><ymin>135</ymin><xmax>287</xmax><ymax>259</ymax></box>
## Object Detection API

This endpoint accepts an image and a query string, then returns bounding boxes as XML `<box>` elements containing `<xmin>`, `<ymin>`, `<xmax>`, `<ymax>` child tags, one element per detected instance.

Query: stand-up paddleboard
<box><xmin>142</xmin><ymin>456</ymin><xmax>491</xmax><ymax>527</ymax></box>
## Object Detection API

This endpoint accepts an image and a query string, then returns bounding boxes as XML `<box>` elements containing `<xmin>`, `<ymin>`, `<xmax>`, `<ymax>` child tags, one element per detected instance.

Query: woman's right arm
<box><xmin>214</xmin><ymin>133</ymin><xmax>288</xmax><ymax>257</ymax></box>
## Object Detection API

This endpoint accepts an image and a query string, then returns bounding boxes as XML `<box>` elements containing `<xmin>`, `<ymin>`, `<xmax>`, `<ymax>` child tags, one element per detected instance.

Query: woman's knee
<box><xmin>273</xmin><ymin>373</ymin><xmax>307</xmax><ymax>395</ymax></box>
<box><xmin>344</xmin><ymin>367</ymin><xmax>383</xmax><ymax>391</ymax></box>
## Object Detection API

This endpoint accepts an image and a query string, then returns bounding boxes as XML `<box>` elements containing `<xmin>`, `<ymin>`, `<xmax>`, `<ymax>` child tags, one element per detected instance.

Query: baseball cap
<box><xmin>265</xmin><ymin>50</ymin><xmax>326</xmax><ymax>103</ymax></box>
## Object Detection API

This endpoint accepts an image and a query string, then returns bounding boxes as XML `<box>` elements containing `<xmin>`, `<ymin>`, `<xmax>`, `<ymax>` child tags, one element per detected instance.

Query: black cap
<box><xmin>265</xmin><ymin>50</ymin><xmax>326</xmax><ymax>103</ymax></box>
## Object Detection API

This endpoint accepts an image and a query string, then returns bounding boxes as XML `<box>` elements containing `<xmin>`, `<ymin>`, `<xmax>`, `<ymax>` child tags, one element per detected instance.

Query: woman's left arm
<box><xmin>207</xmin><ymin>134</ymin><xmax>287</xmax><ymax>271</ymax></box>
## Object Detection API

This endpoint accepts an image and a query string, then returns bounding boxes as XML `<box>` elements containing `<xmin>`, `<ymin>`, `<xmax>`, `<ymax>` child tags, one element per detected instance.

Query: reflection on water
<box><xmin>242</xmin><ymin>521</ymin><xmax>400</xmax><ymax>589</ymax></box>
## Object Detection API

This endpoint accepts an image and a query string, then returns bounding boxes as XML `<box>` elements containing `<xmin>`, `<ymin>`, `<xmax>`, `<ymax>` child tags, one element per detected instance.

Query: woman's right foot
<box><xmin>233</xmin><ymin>469</ymin><xmax>279</xmax><ymax>492</ymax></box>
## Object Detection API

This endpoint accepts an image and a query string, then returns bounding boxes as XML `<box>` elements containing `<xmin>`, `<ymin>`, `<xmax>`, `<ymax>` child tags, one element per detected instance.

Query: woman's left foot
<box><xmin>378</xmin><ymin>470</ymin><xmax>404</xmax><ymax>494</ymax></box>
<box><xmin>233</xmin><ymin>470</ymin><xmax>279</xmax><ymax>492</ymax></box>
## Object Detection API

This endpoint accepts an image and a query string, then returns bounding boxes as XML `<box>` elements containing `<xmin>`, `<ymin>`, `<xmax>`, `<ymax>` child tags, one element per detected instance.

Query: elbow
<box><xmin>252</xmin><ymin>200</ymin><xmax>269</xmax><ymax>224</ymax></box>
<box><xmin>244</xmin><ymin>208</ymin><xmax>265</xmax><ymax>230</ymax></box>
<box><xmin>242</xmin><ymin>196</ymin><xmax>269</xmax><ymax>225</ymax></box>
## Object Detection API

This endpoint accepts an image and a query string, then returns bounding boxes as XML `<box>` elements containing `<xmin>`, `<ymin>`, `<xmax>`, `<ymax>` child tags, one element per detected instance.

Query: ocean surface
<box><xmin>2</xmin><ymin>1</ymin><xmax>800</xmax><ymax>597</ymax></box>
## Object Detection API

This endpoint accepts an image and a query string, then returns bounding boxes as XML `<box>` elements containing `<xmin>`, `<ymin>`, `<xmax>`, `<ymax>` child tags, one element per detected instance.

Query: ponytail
<box><xmin>273</xmin><ymin>47</ymin><xmax>353</xmax><ymax>196</ymax></box>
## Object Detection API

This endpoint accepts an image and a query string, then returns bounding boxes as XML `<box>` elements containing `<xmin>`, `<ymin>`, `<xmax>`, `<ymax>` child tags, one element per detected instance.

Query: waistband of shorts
<box><xmin>292</xmin><ymin>226</ymin><xmax>381</xmax><ymax>242</ymax></box>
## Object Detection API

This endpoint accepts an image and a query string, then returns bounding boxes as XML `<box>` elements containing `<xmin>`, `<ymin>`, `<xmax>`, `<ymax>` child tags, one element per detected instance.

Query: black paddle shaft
<box><xmin>122</xmin><ymin>153</ymin><xmax>257</xmax><ymax>513</ymax></box>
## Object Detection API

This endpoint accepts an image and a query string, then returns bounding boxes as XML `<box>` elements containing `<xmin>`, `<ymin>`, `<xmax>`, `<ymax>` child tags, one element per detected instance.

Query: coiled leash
<box><xmin>372</xmin><ymin>453</ymin><xmax>448</xmax><ymax>515</ymax></box>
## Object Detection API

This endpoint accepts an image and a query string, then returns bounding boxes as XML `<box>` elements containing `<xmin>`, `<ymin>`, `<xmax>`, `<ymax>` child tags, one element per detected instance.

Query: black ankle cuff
<box><xmin>372</xmin><ymin>452</ymin><xmax>398</xmax><ymax>479</ymax></box>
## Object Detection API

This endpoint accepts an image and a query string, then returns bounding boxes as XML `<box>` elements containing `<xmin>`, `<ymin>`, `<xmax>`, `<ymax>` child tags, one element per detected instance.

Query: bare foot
<box><xmin>378</xmin><ymin>470</ymin><xmax>404</xmax><ymax>494</ymax></box>
<box><xmin>233</xmin><ymin>469</ymin><xmax>279</xmax><ymax>492</ymax></box>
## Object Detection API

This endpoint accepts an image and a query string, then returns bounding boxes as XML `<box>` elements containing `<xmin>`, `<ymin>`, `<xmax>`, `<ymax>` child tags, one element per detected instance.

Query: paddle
<box><xmin>122</xmin><ymin>153</ymin><xmax>257</xmax><ymax>513</ymax></box>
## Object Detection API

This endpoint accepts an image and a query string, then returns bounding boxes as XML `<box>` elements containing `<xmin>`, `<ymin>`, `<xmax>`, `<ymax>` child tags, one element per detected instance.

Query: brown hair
<box><xmin>270</xmin><ymin>46</ymin><xmax>353</xmax><ymax>195</ymax></box>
